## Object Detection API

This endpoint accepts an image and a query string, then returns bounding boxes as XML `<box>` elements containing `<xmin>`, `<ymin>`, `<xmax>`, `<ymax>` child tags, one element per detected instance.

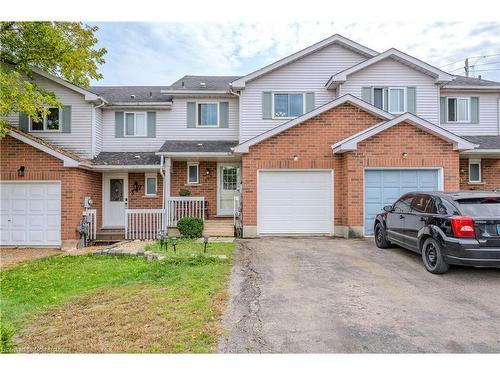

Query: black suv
<box><xmin>374</xmin><ymin>191</ymin><xmax>500</xmax><ymax>274</ymax></box>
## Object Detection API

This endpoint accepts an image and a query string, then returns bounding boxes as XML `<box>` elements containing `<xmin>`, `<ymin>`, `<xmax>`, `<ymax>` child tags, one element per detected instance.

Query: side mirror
<box><xmin>383</xmin><ymin>205</ymin><xmax>393</xmax><ymax>213</ymax></box>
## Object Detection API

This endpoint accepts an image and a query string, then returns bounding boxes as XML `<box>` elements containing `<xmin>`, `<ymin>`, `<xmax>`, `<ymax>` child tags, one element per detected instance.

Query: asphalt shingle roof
<box><xmin>463</xmin><ymin>136</ymin><xmax>500</xmax><ymax>150</ymax></box>
<box><xmin>445</xmin><ymin>75</ymin><xmax>500</xmax><ymax>87</ymax></box>
<box><xmin>89</xmin><ymin>86</ymin><xmax>172</xmax><ymax>103</ymax></box>
<box><xmin>169</xmin><ymin>75</ymin><xmax>242</xmax><ymax>91</ymax></box>
<box><xmin>159</xmin><ymin>140</ymin><xmax>238</xmax><ymax>153</ymax></box>
<box><xmin>92</xmin><ymin>152</ymin><xmax>161</xmax><ymax>165</ymax></box>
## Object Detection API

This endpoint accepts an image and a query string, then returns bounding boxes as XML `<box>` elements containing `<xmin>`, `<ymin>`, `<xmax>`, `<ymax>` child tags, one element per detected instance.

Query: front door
<box><xmin>217</xmin><ymin>163</ymin><xmax>240</xmax><ymax>216</ymax></box>
<box><xmin>103</xmin><ymin>173</ymin><xmax>128</xmax><ymax>227</ymax></box>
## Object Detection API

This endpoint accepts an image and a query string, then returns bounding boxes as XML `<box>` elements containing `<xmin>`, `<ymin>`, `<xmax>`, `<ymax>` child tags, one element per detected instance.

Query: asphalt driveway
<box><xmin>219</xmin><ymin>237</ymin><xmax>500</xmax><ymax>353</ymax></box>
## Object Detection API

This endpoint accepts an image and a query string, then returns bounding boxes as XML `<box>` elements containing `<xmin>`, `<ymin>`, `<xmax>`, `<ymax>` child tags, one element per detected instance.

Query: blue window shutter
<box><xmin>219</xmin><ymin>102</ymin><xmax>229</xmax><ymax>128</ymax></box>
<box><xmin>187</xmin><ymin>102</ymin><xmax>196</xmax><ymax>128</ymax></box>
<box><xmin>406</xmin><ymin>87</ymin><xmax>416</xmax><ymax>114</ymax></box>
<box><xmin>440</xmin><ymin>97</ymin><xmax>447</xmax><ymax>124</ymax></box>
<box><xmin>19</xmin><ymin>113</ymin><xmax>29</xmax><ymax>131</ymax></box>
<box><xmin>383</xmin><ymin>88</ymin><xmax>388</xmax><ymax>111</ymax></box>
<box><xmin>470</xmin><ymin>97</ymin><xmax>479</xmax><ymax>124</ymax></box>
<box><xmin>147</xmin><ymin>112</ymin><xmax>156</xmax><ymax>137</ymax></box>
<box><xmin>61</xmin><ymin>105</ymin><xmax>71</xmax><ymax>133</ymax></box>
<box><xmin>361</xmin><ymin>87</ymin><xmax>372</xmax><ymax>104</ymax></box>
<box><xmin>262</xmin><ymin>92</ymin><xmax>272</xmax><ymax>119</ymax></box>
<box><xmin>115</xmin><ymin>112</ymin><xmax>124</xmax><ymax>138</ymax></box>
<box><xmin>305</xmin><ymin>92</ymin><xmax>315</xmax><ymax>113</ymax></box>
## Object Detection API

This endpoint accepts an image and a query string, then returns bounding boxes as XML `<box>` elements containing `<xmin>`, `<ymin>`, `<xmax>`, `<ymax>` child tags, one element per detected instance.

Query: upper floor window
<box><xmin>447</xmin><ymin>97</ymin><xmax>469</xmax><ymax>123</ymax></box>
<box><xmin>273</xmin><ymin>93</ymin><xmax>304</xmax><ymax>118</ymax></box>
<box><xmin>30</xmin><ymin>107</ymin><xmax>60</xmax><ymax>132</ymax></box>
<box><xmin>388</xmin><ymin>87</ymin><xmax>406</xmax><ymax>114</ymax></box>
<box><xmin>370</xmin><ymin>87</ymin><xmax>409</xmax><ymax>114</ymax></box>
<box><xmin>198</xmin><ymin>103</ymin><xmax>218</xmax><ymax>127</ymax></box>
<box><xmin>125</xmin><ymin>112</ymin><xmax>147</xmax><ymax>137</ymax></box>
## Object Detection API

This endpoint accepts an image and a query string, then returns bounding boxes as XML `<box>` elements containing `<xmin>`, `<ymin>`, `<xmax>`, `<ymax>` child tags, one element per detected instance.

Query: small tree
<box><xmin>0</xmin><ymin>22</ymin><xmax>106</xmax><ymax>136</ymax></box>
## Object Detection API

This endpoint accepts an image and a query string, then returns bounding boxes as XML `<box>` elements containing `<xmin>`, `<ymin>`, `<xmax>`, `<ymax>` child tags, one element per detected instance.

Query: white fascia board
<box><xmin>441</xmin><ymin>86</ymin><xmax>500</xmax><ymax>91</ymax></box>
<box><xmin>233</xmin><ymin>94</ymin><xmax>394</xmax><ymax>153</ymax></box>
<box><xmin>91</xmin><ymin>165</ymin><xmax>161</xmax><ymax>170</ymax></box>
<box><xmin>8</xmin><ymin>130</ymin><xmax>80</xmax><ymax>167</ymax></box>
<box><xmin>159</xmin><ymin>90</ymin><xmax>231</xmax><ymax>95</ymax></box>
<box><xmin>155</xmin><ymin>152</ymin><xmax>233</xmax><ymax>157</ymax></box>
<box><xmin>332</xmin><ymin>113</ymin><xmax>478</xmax><ymax>153</ymax></box>
<box><xmin>231</xmin><ymin>34</ymin><xmax>378</xmax><ymax>89</ymax></box>
<box><xmin>326</xmin><ymin>48</ymin><xmax>454</xmax><ymax>89</ymax></box>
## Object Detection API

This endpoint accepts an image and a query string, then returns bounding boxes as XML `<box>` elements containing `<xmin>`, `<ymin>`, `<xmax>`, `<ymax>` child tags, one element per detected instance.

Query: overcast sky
<box><xmin>91</xmin><ymin>21</ymin><xmax>500</xmax><ymax>86</ymax></box>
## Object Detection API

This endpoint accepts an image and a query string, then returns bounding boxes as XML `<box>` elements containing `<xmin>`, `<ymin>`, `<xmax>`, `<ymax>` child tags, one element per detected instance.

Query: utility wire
<box><xmin>439</xmin><ymin>53</ymin><xmax>500</xmax><ymax>68</ymax></box>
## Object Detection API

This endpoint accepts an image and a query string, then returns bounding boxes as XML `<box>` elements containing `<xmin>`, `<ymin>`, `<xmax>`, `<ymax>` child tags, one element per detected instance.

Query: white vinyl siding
<box><xmin>440</xmin><ymin>90</ymin><xmax>500</xmax><ymax>135</ymax></box>
<box><xmin>101</xmin><ymin>97</ymin><xmax>239</xmax><ymax>152</ymax></box>
<box><xmin>239</xmin><ymin>43</ymin><xmax>367</xmax><ymax>142</ymax></box>
<box><xmin>93</xmin><ymin>106</ymin><xmax>103</xmax><ymax>157</ymax></box>
<box><xmin>340</xmin><ymin>58</ymin><xmax>439</xmax><ymax>124</ymax></box>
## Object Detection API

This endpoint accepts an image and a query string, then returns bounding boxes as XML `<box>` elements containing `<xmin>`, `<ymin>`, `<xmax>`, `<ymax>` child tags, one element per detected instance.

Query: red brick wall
<box><xmin>170</xmin><ymin>161</ymin><xmax>218</xmax><ymax>218</ymax></box>
<box><xmin>0</xmin><ymin>135</ymin><xmax>102</xmax><ymax>241</ymax></box>
<box><xmin>460</xmin><ymin>158</ymin><xmax>500</xmax><ymax>191</ymax></box>
<box><xmin>241</xmin><ymin>103</ymin><xmax>461</xmax><ymax>233</ymax></box>
<box><xmin>128</xmin><ymin>172</ymin><xmax>163</xmax><ymax>209</ymax></box>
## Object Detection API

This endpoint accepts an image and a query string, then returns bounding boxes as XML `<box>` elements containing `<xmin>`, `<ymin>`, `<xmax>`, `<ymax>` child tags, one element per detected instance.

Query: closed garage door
<box><xmin>364</xmin><ymin>169</ymin><xmax>439</xmax><ymax>235</ymax></box>
<box><xmin>0</xmin><ymin>182</ymin><xmax>61</xmax><ymax>246</ymax></box>
<box><xmin>258</xmin><ymin>170</ymin><xmax>333</xmax><ymax>234</ymax></box>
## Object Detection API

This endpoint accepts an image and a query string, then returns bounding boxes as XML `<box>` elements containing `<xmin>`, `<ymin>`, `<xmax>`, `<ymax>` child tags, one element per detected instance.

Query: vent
<box><xmin>199</xmin><ymin>82</ymin><xmax>206</xmax><ymax>88</ymax></box>
<box><xmin>130</xmin><ymin>94</ymin><xmax>136</xmax><ymax>99</ymax></box>
<box><xmin>181</xmin><ymin>81</ymin><xmax>185</xmax><ymax>88</ymax></box>
<box><xmin>197</xmin><ymin>143</ymin><xmax>203</xmax><ymax>147</ymax></box>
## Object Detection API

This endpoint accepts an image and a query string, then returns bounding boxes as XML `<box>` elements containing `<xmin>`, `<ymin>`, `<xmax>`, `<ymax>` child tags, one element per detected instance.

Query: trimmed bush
<box><xmin>177</xmin><ymin>217</ymin><xmax>204</xmax><ymax>238</ymax></box>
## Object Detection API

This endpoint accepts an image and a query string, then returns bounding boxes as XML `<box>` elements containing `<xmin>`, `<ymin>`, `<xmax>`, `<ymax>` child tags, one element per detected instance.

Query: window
<box><xmin>410</xmin><ymin>195</ymin><xmax>430</xmax><ymax>213</ymax></box>
<box><xmin>125</xmin><ymin>112</ymin><xmax>147</xmax><ymax>136</ymax></box>
<box><xmin>373</xmin><ymin>88</ymin><xmax>384</xmax><ymax>109</ymax></box>
<box><xmin>468</xmin><ymin>159</ymin><xmax>481</xmax><ymax>183</ymax></box>
<box><xmin>145</xmin><ymin>173</ymin><xmax>157</xmax><ymax>196</ymax></box>
<box><xmin>30</xmin><ymin>107</ymin><xmax>60</xmax><ymax>131</ymax></box>
<box><xmin>447</xmin><ymin>97</ymin><xmax>470</xmax><ymax>122</ymax></box>
<box><xmin>388</xmin><ymin>87</ymin><xmax>405</xmax><ymax>114</ymax></box>
<box><xmin>273</xmin><ymin>93</ymin><xmax>304</xmax><ymax>118</ymax></box>
<box><xmin>197</xmin><ymin>103</ymin><xmax>218</xmax><ymax>126</ymax></box>
<box><xmin>393</xmin><ymin>195</ymin><xmax>414</xmax><ymax>213</ymax></box>
<box><xmin>187</xmin><ymin>163</ymin><xmax>199</xmax><ymax>184</ymax></box>
<box><xmin>222</xmin><ymin>166</ymin><xmax>238</xmax><ymax>190</ymax></box>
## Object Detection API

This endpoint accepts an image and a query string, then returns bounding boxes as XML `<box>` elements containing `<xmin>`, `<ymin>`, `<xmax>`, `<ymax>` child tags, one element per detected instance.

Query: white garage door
<box><xmin>258</xmin><ymin>170</ymin><xmax>333</xmax><ymax>234</ymax></box>
<box><xmin>0</xmin><ymin>182</ymin><xmax>61</xmax><ymax>246</ymax></box>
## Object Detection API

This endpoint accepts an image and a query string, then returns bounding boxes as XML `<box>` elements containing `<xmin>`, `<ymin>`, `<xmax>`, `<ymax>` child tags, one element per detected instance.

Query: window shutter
<box><xmin>383</xmin><ymin>88</ymin><xmax>388</xmax><ymax>111</ymax></box>
<box><xmin>219</xmin><ymin>101</ymin><xmax>229</xmax><ymax>128</ymax></box>
<box><xmin>440</xmin><ymin>97</ymin><xmax>446</xmax><ymax>124</ymax></box>
<box><xmin>470</xmin><ymin>97</ymin><xmax>479</xmax><ymax>124</ymax></box>
<box><xmin>305</xmin><ymin>92</ymin><xmax>315</xmax><ymax>113</ymax></box>
<box><xmin>19</xmin><ymin>113</ymin><xmax>29</xmax><ymax>131</ymax></box>
<box><xmin>147</xmin><ymin>112</ymin><xmax>156</xmax><ymax>137</ymax></box>
<box><xmin>262</xmin><ymin>92</ymin><xmax>272</xmax><ymax>119</ymax></box>
<box><xmin>115</xmin><ymin>111</ymin><xmax>124</xmax><ymax>138</ymax></box>
<box><xmin>361</xmin><ymin>87</ymin><xmax>372</xmax><ymax>104</ymax></box>
<box><xmin>406</xmin><ymin>87</ymin><xmax>416</xmax><ymax>114</ymax></box>
<box><xmin>187</xmin><ymin>102</ymin><xmax>196</xmax><ymax>128</ymax></box>
<box><xmin>61</xmin><ymin>105</ymin><xmax>72</xmax><ymax>133</ymax></box>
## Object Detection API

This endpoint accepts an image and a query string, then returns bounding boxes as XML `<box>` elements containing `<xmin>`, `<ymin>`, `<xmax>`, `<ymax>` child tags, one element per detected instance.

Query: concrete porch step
<box><xmin>95</xmin><ymin>228</ymin><xmax>126</xmax><ymax>242</ymax></box>
<box><xmin>203</xmin><ymin>220</ymin><xmax>234</xmax><ymax>237</ymax></box>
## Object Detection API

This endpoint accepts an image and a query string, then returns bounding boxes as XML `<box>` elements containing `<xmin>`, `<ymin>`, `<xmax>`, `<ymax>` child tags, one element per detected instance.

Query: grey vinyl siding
<box><xmin>239</xmin><ymin>43</ymin><xmax>367</xmax><ymax>142</ymax></box>
<box><xmin>439</xmin><ymin>90</ymin><xmax>500</xmax><ymax>135</ymax></box>
<box><xmin>100</xmin><ymin>97</ymin><xmax>239</xmax><ymax>152</ymax></box>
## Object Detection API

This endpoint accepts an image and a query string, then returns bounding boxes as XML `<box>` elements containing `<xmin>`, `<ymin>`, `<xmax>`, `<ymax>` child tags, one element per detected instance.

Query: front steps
<box><xmin>93</xmin><ymin>228</ymin><xmax>126</xmax><ymax>244</ymax></box>
<box><xmin>203</xmin><ymin>219</ymin><xmax>234</xmax><ymax>237</ymax></box>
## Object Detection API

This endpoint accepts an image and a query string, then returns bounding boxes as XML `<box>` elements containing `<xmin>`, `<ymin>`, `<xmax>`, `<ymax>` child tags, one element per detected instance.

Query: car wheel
<box><xmin>374</xmin><ymin>223</ymin><xmax>391</xmax><ymax>248</ymax></box>
<box><xmin>421</xmin><ymin>238</ymin><xmax>449</xmax><ymax>274</ymax></box>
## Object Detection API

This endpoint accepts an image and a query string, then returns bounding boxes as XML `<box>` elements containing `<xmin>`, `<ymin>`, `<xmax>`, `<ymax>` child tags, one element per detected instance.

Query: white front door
<box><xmin>217</xmin><ymin>163</ymin><xmax>241</xmax><ymax>216</ymax></box>
<box><xmin>103</xmin><ymin>173</ymin><xmax>128</xmax><ymax>228</ymax></box>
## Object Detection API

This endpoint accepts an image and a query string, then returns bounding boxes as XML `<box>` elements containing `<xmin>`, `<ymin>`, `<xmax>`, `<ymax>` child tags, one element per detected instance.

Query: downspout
<box><xmin>160</xmin><ymin>155</ymin><xmax>166</xmax><ymax>234</ymax></box>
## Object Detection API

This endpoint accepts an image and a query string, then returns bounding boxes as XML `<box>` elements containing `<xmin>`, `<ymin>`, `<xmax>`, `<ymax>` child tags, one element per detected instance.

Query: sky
<box><xmin>91</xmin><ymin>21</ymin><xmax>500</xmax><ymax>86</ymax></box>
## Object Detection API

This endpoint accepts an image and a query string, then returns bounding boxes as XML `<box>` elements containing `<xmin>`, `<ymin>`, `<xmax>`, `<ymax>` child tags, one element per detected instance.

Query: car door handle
<box><xmin>399</xmin><ymin>215</ymin><xmax>404</xmax><ymax>219</ymax></box>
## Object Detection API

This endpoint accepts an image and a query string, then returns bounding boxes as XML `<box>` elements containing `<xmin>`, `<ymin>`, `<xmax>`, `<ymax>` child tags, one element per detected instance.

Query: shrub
<box><xmin>179</xmin><ymin>189</ymin><xmax>191</xmax><ymax>196</ymax></box>
<box><xmin>177</xmin><ymin>217</ymin><xmax>204</xmax><ymax>238</ymax></box>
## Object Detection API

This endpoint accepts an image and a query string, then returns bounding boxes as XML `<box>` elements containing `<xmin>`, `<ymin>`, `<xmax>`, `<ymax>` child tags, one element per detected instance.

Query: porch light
<box><xmin>205</xmin><ymin>168</ymin><xmax>210</xmax><ymax>176</ymax></box>
<box><xmin>171</xmin><ymin>236</ymin><xmax>177</xmax><ymax>253</ymax></box>
<box><xmin>293</xmin><ymin>155</ymin><xmax>299</xmax><ymax>161</ymax></box>
<box><xmin>131</xmin><ymin>181</ymin><xmax>142</xmax><ymax>195</ymax></box>
<box><xmin>203</xmin><ymin>236</ymin><xmax>209</xmax><ymax>253</ymax></box>
<box><xmin>17</xmin><ymin>166</ymin><xmax>25</xmax><ymax>177</ymax></box>
<box><xmin>402</xmin><ymin>152</ymin><xmax>408</xmax><ymax>158</ymax></box>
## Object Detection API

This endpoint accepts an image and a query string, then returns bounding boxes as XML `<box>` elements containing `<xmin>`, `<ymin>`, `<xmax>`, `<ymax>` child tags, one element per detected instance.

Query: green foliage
<box><xmin>177</xmin><ymin>217</ymin><xmax>204</xmax><ymax>238</ymax></box>
<box><xmin>178</xmin><ymin>189</ymin><xmax>191</xmax><ymax>196</ymax></box>
<box><xmin>0</xmin><ymin>324</ymin><xmax>15</xmax><ymax>353</ymax></box>
<box><xmin>0</xmin><ymin>22</ymin><xmax>106</xmax><ymax>135</ymax></box>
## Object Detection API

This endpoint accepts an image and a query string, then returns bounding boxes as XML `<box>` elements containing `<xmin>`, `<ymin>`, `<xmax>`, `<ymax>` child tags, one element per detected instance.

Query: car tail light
<box><xmin>451</xmin><ymin>216</ymin><xmax>476</xmax><ymax>238</ymax></box>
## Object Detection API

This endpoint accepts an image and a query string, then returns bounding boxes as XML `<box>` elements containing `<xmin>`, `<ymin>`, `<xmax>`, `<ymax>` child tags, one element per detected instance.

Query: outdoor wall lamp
<box><xmin>293</xmin><ymin>155</ymin><xmax>299</xmax><ymax>161</ymax></box>
<box><xmin>401</xmin><ymin>152</ymin><xmax>408</xmax><ymax>158</ymax></box>
<box><xmin>205</xmin><ymin>168</ymin><xmax>210</xmax><ymax>176</ymax></box>
<box><xmin>17</xmin><ymin>166</ymin><xmax>25</xmax><ymax>177</ymax></box>
<box><xmin>130</xmin><ymin>181</ymin><xmax>142</xmax><ymax>195</ymax></box>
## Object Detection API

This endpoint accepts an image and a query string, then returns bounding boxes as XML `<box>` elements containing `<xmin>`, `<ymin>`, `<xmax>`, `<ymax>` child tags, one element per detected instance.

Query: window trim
<box><xmin>271</xmin><ymin>92</ymin><xmax>306</xmax><ymax>120</ymax></box>
<box><xmin>29</xmin><ymin>107</ymin><xmax>62</xmax><ymax>132</ymax></box>
<box><xmin>446</xmin><ymin>97</ymin><xmax>470</xmax><ymax>123</ymax></box>
<box><xmin>387</xmin><ymin>87</ymin><xmax>407</xmax><ymax>114</ymax></box>
<box><xmin>196</xmin><ymin>102</ymin><xmax>220</xmax><ymax>127</ymax></box>
<box><xmin>468</xmin><ymin>159</ymin><xmax>481</xmax><ymax>183</ymax></box>
<box><xmin>124</xmin><ymin>112</ymin><xmax>148</xmax><ymax>137</ymax></box>
<box><xmin>144</xmin><ymin>173</ymin><xmax>158</xmax><ymax>197</ymax></box>
<box><xmin>187</xmin><ymin>162</ymin><xmax>199</xmax><ymax>185</ymax></box>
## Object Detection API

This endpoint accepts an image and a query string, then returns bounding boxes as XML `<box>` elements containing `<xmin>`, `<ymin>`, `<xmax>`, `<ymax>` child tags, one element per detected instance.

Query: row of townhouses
<box><xmin>1</xmin><ymin>34</ymin><xmax>499</xmax><ymax>248</ymax></box>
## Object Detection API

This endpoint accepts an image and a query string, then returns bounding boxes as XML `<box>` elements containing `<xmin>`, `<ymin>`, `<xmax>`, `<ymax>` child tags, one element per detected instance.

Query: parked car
<box><xmin>374</xmin><ymin>191</ymin><xmax>500</xmax><ymax>274</ymax></box>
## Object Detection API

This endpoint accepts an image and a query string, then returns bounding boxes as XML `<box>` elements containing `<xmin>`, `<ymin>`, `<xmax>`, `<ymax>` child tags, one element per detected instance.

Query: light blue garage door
<box><xmin>364</xmin><ymin>169</ymin><xmax>440</xmax><ymax>235</ymax></box>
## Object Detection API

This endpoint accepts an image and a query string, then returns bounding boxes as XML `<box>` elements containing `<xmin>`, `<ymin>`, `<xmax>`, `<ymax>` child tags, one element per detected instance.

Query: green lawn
<box><xmin>0</xmin><ymin>240</ymin><xmax>235</xmax><ymax>353</ymax></box>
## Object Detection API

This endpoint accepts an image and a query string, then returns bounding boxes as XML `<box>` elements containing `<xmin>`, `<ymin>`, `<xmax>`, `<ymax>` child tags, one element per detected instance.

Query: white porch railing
<box><xmin>84</xmin><ymin>209</ymin><xmax>97</xmax><ymax>240</ymax></box>
<box><xmin>166</xmin><ymin>196</ymin><xmax>205</xmax><ymax>227</ymax></box>
<box><xmin>125</xmin><ymin>209</ymin><xmax>164</xmax><ymax>240</ymax></box>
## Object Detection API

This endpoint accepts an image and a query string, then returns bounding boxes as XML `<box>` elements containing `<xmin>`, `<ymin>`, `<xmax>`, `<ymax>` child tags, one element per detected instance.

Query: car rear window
<box><xmin>455</xmin><ymin>197</ymin><xmax>500</xmax><ymax>217</ymax></box>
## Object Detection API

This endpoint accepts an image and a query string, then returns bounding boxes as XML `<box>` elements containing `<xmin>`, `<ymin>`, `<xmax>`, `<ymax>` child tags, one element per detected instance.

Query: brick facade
<box><xmin>0</xmin><ymin>135</ymin><xmax>102</xmax><ymax>243</ymax></box>
<box><xmin>241</xmin><ymin>103</ymin><xmax>461</xmax><ymax>237</ymax></box>
<box><xmin>459</xmin><ymin>158</ymin><xmax>500</xmax><ymax>191</ymax></box>
<box><xmin>127</xmin><ymin>172</ymin><xmax>163</xmax><ymax>209</ymax></box>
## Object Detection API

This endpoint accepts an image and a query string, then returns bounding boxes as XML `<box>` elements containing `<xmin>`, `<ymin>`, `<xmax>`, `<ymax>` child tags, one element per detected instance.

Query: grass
<box><xmin>0</xmin><ymin>239</ymin><xmax>235</xmax><ymax>353</ymax></box>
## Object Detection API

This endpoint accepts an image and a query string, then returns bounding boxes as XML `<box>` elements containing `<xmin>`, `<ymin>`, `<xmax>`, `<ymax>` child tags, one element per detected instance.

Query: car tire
<box><xmin>421</xmin><ymin>238</ymin><xmax>449</xmax><ymax>274</ymax></box>
<box><xmin>374</xmin><ymin>222</ymin><xmax>391</xmax><ymax>249</ymax></box>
